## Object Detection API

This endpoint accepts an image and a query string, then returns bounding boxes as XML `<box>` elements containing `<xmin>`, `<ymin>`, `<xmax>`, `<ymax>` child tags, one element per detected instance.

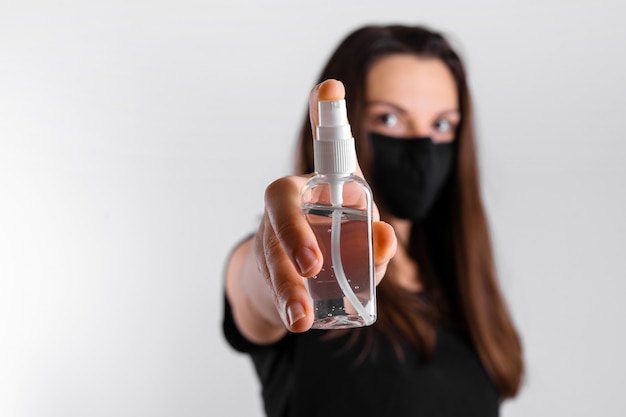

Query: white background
<box><xmin>1</xmin><ymin>1</ymin><xmax>625</xmax><ymax>416</ymax></box>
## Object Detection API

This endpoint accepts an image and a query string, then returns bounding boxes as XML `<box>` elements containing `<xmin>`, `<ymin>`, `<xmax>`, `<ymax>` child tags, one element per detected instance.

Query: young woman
<box><xmin>224</xmin><ymin>24</ymin><xmax>524</xmax><ymax>417</ymax></box>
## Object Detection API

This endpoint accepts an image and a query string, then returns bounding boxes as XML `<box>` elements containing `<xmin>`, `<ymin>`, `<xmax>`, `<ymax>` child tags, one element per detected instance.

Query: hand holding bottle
<box><xmin>225</xmin><ymin>80</ymin><xmax>396</xmax><ymax>343</ymax></box>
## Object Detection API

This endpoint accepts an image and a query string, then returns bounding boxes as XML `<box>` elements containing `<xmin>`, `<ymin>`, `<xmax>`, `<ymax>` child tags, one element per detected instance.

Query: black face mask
<box><xmin>369</xmin><ymin>132</ymin><xmax>456</xmax><ymax>221</ymax></box>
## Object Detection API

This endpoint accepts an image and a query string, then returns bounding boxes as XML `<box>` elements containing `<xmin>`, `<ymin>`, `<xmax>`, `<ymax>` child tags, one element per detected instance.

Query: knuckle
<box><xmin>264</xmin><ymin>233</ymin><xmax>284</xmax><ymax>261</ymax></box>
<box><xmin>273</xmin><ymin>278</ymin><xmax>301</xmax><ymax>302</ymax></box>
<box><xmin>273</xmin><ymin>220</ymin><xmax>301</xmax><ymax>249</ymax></box>
<box><xmin>264</xmin><ymin>177</ymin><xmax>291</xmax><ymax>202</ymax></box>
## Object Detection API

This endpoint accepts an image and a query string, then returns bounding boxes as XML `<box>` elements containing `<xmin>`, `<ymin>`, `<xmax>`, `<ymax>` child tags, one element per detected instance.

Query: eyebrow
<box><xmin>366</xmin><ymin>100</ymin><xmax>460</xmax><ymax>119</ymax></box>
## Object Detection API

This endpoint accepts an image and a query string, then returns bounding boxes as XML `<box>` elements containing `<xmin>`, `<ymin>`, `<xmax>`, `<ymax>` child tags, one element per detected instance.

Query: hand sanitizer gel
<box><xmin>301</xmin><ymin>98</ymin><xmax>376</xmax><ymax>329</ymax></box>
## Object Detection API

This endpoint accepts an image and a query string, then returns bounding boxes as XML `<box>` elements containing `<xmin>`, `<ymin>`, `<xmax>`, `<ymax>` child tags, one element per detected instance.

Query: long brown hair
<box><xmin>295</xmin><ymin>25</ymin><xmax>523</xmax><ymax>398</ymax></box>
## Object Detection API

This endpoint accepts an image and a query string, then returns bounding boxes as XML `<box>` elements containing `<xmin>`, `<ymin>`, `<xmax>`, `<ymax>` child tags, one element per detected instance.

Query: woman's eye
<box><xmin>434</xmin><ymin>119</ymin><xmax>451</xmax><ymax>133</ymax></box>
<box><xmin>381</xmin><ymin>113</ymin><xmax>398</xmax><ymax>127</ymax></box>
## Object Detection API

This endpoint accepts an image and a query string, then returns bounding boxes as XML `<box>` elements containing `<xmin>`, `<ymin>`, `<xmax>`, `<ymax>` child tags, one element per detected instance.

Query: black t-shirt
<box><xmin>223</xmin><ymin>295</ymin><xmax>500</xmax><ymax>417</ymax></box>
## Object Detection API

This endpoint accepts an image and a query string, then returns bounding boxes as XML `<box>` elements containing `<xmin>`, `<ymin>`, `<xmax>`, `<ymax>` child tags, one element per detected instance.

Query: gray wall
<box><xmin>1</xmin><ymin>1</ymin><xmax>624</xmax><ymax>416</ymax></box>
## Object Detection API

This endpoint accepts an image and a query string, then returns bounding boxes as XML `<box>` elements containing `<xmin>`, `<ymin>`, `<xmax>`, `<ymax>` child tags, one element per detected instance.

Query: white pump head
<box><xmin>314</xmin><ymin>99</ymin><xmax>357</xmax><ymax>175</ymax></box>
<box><xmin>319</xmin><ymin>99</ymin><xmax>349</xmax><ymax>127</ymax></box>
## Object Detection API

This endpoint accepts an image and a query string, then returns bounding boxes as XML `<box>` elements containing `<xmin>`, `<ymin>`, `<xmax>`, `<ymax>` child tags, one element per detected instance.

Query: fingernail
<box><xmin>295</xmin><ymin>247</ymin><xmax>317</xmax><ymax>276</ymax></box>
<box><xmin>286</xmin><ymin>302</ymin><xmax>306</xmax><ymax>328</ymax></box>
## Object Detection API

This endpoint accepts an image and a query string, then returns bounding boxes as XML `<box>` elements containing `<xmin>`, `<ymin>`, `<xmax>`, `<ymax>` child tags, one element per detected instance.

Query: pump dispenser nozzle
<box><xmin>319</xmin><ymin>99</ymin><xmax>348</xmax><ymax>127</ymax></box>
<box><xmin>314</xmin><ymin>100</ymin><xmax>356</xmax><ymax>178</ymax></box>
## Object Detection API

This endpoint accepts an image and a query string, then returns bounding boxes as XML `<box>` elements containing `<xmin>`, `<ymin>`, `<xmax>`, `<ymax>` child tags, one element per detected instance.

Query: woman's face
<box><xmin>365</xmin><ymin>54</ymin><xmax>460</xmax><ymax>143</ymax></box>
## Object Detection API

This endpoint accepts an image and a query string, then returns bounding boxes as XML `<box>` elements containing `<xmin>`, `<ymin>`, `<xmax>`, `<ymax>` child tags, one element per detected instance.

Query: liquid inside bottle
<box><xmin>303</xmin><ymin>203</ymin><xmax>376</xmax><ymax>329</ymax></box>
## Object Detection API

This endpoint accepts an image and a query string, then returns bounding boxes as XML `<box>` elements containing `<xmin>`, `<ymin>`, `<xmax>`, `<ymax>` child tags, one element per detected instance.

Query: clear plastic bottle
<box><xmin>301</xmin><ymin>99</ymin><xmax>376</xmax><ymax>329</ymax></box>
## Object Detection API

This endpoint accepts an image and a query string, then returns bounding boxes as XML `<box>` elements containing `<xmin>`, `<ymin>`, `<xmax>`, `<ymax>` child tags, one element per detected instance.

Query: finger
<box><xmin>264</xmin><ymin>176</ymin><xmax>322</xmax><ymax>278</ymax></box>
<box><xmin>373</xmin><ymin>221</ymin><xmax>397</xmax><ymax>265</ymax></box>
<box><xmin>254</xmin><ymin>212</ymin><xmax>315</xmax><ymax>332</ymax></box>
<box><xmin>253</xmin><ymin>215</ymin><xmax>272</xmax><ymax>288</ymax></box>
<box><xmin>372</xmin><ymin>221</ymin><xmax>397</xmax><ymax>284</ymax></box>
<box><xmin>262</xmin><ymin>224</ymin><xmax>314</xmax><ymax>332</ymax></box>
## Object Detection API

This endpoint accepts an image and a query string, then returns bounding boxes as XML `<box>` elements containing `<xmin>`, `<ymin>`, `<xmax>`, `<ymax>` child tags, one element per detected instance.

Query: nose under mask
<box><xmin>369</xmin><ymin>132</ymin><xmax>456</xmax><ymax>221</ymax></box>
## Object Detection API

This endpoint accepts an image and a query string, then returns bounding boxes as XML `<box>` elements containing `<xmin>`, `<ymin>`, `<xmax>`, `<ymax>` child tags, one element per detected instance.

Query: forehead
<box><xmin>366</xmin><ymin>54</ymin><xmax>458</xmax><ymax>110</ymax></box>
